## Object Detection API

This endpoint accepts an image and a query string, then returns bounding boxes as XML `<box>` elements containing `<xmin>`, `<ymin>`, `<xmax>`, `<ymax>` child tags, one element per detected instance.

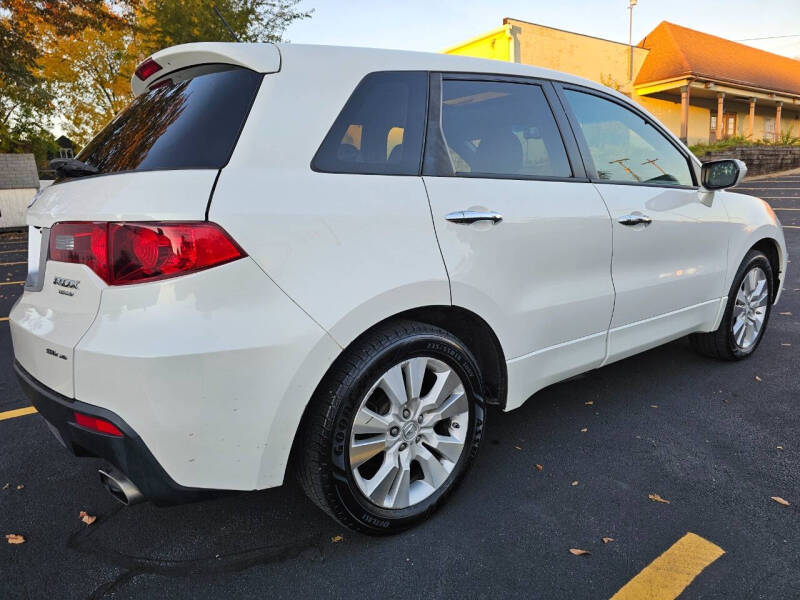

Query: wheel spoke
<box><xmin>415</xmin><ymin>445</ymin><xmax>449</xmax><ymax>489</ymax></box>
<box><xmin>404</xmin><ymin>357</ymin><xmax>428</xmax><ymax>402</ymax></box>
<box><xmin>365</xmin><ymin>451</ymin><xmax>400</xmax><ymax>504</ymax></box>
<box><xmin>379</xmin><ymin>365</ymin><xmax>408</xmax><ymax>413</ymax></box>
<box><xmin>418</xmin><ymin>368</ymin><xmax>461</xmax><ymax>415</ymax></box>
<box><xmin>352</xmin><ymin>406</ymin><xmax>393</xmax><ymax>436</ymax></box>
<box><xmin>386</xmin><ymin>452</ymin><xmax>412</xmax><ymax>508</ymax></box>
<box><xmin>425</xmin><ymin>391</ymin><xmax>468</xmax><ymax>424</ymax></box>
<box><xmin>425</xmin><ymin>433</ymin><xmax>464</xmax><ymax>463</ymax></box>
<box><xmin>350</xmin><ymin>436</ymin><xmax>386</xmax><ymax>468</ymax></box>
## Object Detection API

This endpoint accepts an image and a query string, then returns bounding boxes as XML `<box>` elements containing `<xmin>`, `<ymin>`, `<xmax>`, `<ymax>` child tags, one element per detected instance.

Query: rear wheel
<box><xmin>690</xmin><ymin>250</ymin><xmax>774</xmax><ymax>360</ymax></box>
<box><xmin>297</xmin><ymin>320</ymin><xmax>485</xmax><ymax>534</ymax></box>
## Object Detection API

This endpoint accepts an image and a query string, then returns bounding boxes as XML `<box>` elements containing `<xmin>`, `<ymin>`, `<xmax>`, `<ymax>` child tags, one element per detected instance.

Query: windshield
<box><xmin>71</xmin><ymin>66</ymin><xmax>263</xmax><ymax>179</ymax></box>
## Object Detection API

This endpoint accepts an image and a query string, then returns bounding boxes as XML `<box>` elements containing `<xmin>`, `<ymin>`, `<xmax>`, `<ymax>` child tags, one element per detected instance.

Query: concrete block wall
<box><xmin>698</xmin><ymin>146</ymin><xmax>800</xmax><ymax>176</ymax></box>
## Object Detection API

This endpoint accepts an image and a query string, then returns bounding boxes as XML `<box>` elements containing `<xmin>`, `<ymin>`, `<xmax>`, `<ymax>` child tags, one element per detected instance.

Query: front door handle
<box><xmin>445</xmin><ymin>210</ymin><xmax>504</xmax><ymax>225</ymax></box>
<box><xmin>618</xmin><ymin>213</ymin><xmax>652</xmax><ymax>227</ymax></box>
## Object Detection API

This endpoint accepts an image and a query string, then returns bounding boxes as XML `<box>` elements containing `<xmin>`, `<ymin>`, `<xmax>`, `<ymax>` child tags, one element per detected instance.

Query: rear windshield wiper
<box><xmin>49</xmin><ymin>158</ymin><xmax>99</xmax><ymax>178</ymax></box>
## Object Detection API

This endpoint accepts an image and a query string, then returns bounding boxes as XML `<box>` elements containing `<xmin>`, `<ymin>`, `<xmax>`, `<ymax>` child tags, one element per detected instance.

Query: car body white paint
<box><xmin>10</xmin><ymin>43</ymin><xmax>788</xmax><ymax>492</ymax></box>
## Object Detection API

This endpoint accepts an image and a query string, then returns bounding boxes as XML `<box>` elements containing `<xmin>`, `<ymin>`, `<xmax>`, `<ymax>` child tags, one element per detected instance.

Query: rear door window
<box><xmin>74</xmin><ymin>66</ymin><xmax>263</xmax><ymax>177</ymax></box>
<box><xmin>312</xmin><ymin>71</ymin><xmax>428</xmax><ymax>175</ymax></box>
<box><xmin>431</xmin><ymin>79</ymin><xmax>572</xmax><ymax>179</ymax></box>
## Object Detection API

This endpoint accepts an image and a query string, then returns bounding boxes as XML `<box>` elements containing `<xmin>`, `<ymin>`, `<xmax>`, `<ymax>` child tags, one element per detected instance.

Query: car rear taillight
<box><xmin>74</xmin><ymin>412</ymin><xmax>124</xmax><ymax>437</ymax></box>
<box><xmin>49</xmin><ymin>222</ymin><xmax>246</xmax><ymax>285</ymax></box>
<box><xmin>134</xmin><ymin>57</ymin><xmax>162</xmax><ymax>81</ymax></box>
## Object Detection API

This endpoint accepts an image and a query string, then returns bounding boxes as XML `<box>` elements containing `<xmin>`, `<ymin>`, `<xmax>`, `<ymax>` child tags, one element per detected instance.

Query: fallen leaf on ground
<box><xmin>5</xmin><ymin>534</ymin><xmax>25</xmax><ymax>544</ymax></box>
<box><xmin>781</xmin><ymin>343</ymin><xmax>792</xmax><ymax>347</ymax></box>
<box><xmin>571</xmin><ymin>481</ymin><xmax>579</xmax><ymax>486</ymax></box>
<box><xmin>535</xmin><ymin>464</ymin><xmax>543</xmax><ymax>472</ymax></box>
<box><xmin>16</xmin><ymin>484</ymin><xmax>23</xmax><ymax>490</ymax></box>
<box><xmin>777</xmin><ymin>446</ymin><xmax>784</xmax><ymax>450</ymax></box>
<box><xmin>79</xmin><ymin>511</ymin><xmax>96</xmax><ymax>525</ymax></box>
<box><xmin>755</xmin><ymin>376</ymin><xmax>762</xmax><ymax>382</ymax></box>
<box><xmin>584</xmin><ymin>401</ymin><xmax>594</xmax><ymax>406</ymax></box>
<box><xmin>650</xmin><ymin>405</ymin><xmax>658</xmax><ymax>408</ymax></box>
<box><xmin>580</xmin><ymin>428</ymin><xmax>588</xmax><ymax>433</ymax></box>
<box><xmin>648</xmin><ymin>493</ymin><xmax>670</xmax><ymax>504</ymax></box>
<box><xmin>331</xmin><ymin>535</ymin><xmax>343</xmax><ymax>543</ymax></box>
<box><xmin>514</xmin><ymin>445</ymin><xmax>522</xmax><ymax>450</ymax></box>
<box><xmin>569</xmin><ymin>548</ymin><xmax>590</xmax><ymax>556</ymax></box>
<box><xmin>771</xmin><ymin>496</ymin><xmax>790</xmax><ymax>506</ymax></box>
<box><xmin>1</xmin><ymin>483</ymin><xmax>7</xmax><ymax>490</ymax></box>
<box><xmin>602</xmin><ymin>537</ymin><xmax>614</xmax><ymax>544</ymax></box>
<box><xmin>779</xmin><ymin>312</ymin><xmax>792</xmax><ymax>316</ymax></box>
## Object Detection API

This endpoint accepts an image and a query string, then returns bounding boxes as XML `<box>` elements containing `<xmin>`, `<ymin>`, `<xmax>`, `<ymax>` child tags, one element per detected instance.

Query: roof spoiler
<box><xmin>131</xmin><ymin>42</ymin><xmax>281</xmax><ymax>96</ymax></box>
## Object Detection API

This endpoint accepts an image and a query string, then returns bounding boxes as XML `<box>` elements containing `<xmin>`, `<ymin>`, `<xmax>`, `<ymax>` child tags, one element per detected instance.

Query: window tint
<box><xmin>75</xmin><ymin>67</ymin><xmax>263</xmax><ymax>176</ymax></box>
<box><xmin>312</xmin><ymin>71</ymin><xmax>427</xmax><ymax>175</ymax></box>
<box><xmin>564</xmin><ymin>90</ymin><xmax>693</xmax><ymax>186</ymax></box>
<box><xmin>434</xmin><ymin>79</ymin><xmax>571</xmax><ymax>178</ymax></box>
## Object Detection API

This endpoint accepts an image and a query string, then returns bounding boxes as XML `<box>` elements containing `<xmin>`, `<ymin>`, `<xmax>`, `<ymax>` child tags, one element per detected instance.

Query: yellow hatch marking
<box><xmin>0</xmin><ymin>261</ymin><xmax>27</xmax><ymax>266</ymax></box>
<box><xmin>611</xmin><ymin>533</ymin><xmax>725</xmax><ymax>600</ymax></box>
<box><xmin>0</xmin><ymin>280</ymin><xmax>24</xmax><ymax>286</ymax></box>
<box><xmin>0</xmin><ymin>406</ymin><xmax>38</xmax><ymax>422</ymax></box>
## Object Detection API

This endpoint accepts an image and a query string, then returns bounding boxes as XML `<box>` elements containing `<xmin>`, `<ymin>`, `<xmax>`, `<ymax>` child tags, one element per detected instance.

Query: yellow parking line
<box><xmin>0</xmin><ymin>249</ymin><xmax>26</xmax><ymax>254</ymax></box>
<box><xmin>0</xmin><ymin>280</ymin><xmax>24</xmax><ymax>286</ymax></box>
<box><xmin>0</xmin><ymin>261</ymin><xmax>27</xmax><ymax>266</ymax></box>
<box><xmin>784</xmin><ymin>225</ymin><xmax>800</xmax><ymax>229</ymax></box>
<box><xmin>611</xmin><ymin>533</ymin><xmax>724</xmax><ymax>600</ymax></box>
<box><xmin>0</xmin><ymin>406</ymin><xmax>38</xmax><ymax>422</ymax></box>
<box><xmin>0</xmin><ymin>317</ymin><xmax>8</xmax><ymax>322</ymax></box>
<box><xmin>773</xmin><ymin>208</ymin><xmax>800</xmax><ymax>211</ymax></box>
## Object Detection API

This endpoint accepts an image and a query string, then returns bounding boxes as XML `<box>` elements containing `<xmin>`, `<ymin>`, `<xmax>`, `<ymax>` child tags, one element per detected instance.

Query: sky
<box><xmin>283</xmin><ymin>0</ymin><xmax>800</xmax><ymax>59</ymax></box>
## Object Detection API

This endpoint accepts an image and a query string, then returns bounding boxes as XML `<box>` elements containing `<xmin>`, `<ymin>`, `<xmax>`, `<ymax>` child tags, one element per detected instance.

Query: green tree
<box><xmin>138</xmin><ymin>0</ymin><xmax>312</xmax><ymax>54</ymax></box>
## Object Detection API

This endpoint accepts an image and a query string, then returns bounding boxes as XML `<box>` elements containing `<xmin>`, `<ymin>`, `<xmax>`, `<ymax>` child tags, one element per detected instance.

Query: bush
<box><xmin>690</xmin><ymin>128</ymin><xmax>800</xmax><ymax>157</ymax></box>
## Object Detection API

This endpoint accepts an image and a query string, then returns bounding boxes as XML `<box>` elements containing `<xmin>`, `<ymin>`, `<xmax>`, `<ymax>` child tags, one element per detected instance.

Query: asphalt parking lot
<box><xmin>1</xmin><ymin>172</ymin><xmax>798</xmax><ymax>599</ymax></box>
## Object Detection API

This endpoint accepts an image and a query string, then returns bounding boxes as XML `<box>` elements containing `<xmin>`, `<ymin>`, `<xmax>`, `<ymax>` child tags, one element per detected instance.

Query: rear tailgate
<box><xmin>11</xmin><ymin>171</ymin><xmax>217</xmax><ymax>397</ymax></box>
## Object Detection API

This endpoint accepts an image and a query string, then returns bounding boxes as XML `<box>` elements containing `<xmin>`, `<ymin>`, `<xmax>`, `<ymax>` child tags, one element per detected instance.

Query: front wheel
<box><xmin>297</xmin><ymin>320</ymin><xmax>485</xmax><ymax>534</ymax></box>
<box><xmin>690</xmin><ymin>249</ymin><xmax>774</xmax><ymax>360</ymax></box>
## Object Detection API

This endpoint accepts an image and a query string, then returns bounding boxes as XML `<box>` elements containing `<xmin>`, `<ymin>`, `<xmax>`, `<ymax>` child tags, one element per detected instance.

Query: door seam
<box><xmin>421</xmin><ymin>177</ymin><xmax>453</xmax><ymax>305</ymax></box>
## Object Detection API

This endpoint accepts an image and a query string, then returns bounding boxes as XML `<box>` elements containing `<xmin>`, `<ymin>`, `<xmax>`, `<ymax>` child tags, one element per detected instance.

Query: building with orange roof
<box><xmin>444</xmin><ymin>19</ymin><xmax>800</xmax><ymax>145</ymax></box>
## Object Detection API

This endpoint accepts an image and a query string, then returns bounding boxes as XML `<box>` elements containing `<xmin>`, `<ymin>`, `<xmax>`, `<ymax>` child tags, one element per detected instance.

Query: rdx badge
<box><xmin>53</xmin><ymin>276</ymin><xmax>80</xmax><ymax>289</ymax></box>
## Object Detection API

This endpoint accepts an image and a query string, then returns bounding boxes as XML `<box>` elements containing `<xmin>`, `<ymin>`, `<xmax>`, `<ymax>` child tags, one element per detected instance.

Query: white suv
<box><xmin>11</xmin><ymin>43</ymin><xmax>787</xmax><ymax>533</ymax></box>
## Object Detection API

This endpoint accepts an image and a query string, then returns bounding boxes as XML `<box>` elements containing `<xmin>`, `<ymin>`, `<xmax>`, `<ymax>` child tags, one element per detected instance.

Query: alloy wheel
<box><xmin>348</xmin><ymin>357</ymin><xmax>469</xmax><ymax>510</ymax></box>
<box><xmin>732</xmin><ymin>266</ymin><xmax>769</xmax><ymax>350</ymax></box>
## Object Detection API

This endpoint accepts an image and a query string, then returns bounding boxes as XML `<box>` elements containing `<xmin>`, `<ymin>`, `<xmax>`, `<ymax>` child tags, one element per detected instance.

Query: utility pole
<box><xmin>629</xmin><ymin>0</ymin><xmax>637</xmax><ymax>82</ymax></box>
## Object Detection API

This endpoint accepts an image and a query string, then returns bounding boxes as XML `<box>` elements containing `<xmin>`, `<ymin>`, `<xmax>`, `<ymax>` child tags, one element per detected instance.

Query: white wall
<box><xmin>0</xmin><ymin>188</ymin><xmax>36</xmax><ymax>228</ymax></box>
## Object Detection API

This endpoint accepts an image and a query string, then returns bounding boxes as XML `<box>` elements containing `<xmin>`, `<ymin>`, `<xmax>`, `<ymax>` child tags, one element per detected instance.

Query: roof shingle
<box><xmin>635</xmin><ymin>21</ymin><xmax>800</xmax><ymax>96</ymax></box>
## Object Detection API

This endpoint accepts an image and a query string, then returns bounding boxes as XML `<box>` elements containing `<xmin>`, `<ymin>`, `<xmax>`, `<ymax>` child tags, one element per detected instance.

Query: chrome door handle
<box><xmin>445</xmin><ymin>210</ymin><xmax>504</xmax><ymax>225</ymax></box>
<box><xmin>618</xmin><ymin>214</ymin><xmax>652</xmax><ymax>227</ymax></box>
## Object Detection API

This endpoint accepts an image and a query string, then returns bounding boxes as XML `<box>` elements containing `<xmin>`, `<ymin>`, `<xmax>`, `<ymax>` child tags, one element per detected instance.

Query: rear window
<box><xmin>312</xmin><ymin>71</ymin><xmax>428</xmax><ymax>176</ymax></box>
<box><xmin>74</xmin><ymin>66</ymin><xmax>263</xmax><ymax>176</ymax></box>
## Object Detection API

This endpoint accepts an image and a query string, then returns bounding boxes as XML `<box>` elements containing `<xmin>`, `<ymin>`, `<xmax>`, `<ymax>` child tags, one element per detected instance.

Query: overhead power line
<box><xmin>735</xmin><ymin>34</ymin><xmax>800</xmax><ymax>41</ymax></box>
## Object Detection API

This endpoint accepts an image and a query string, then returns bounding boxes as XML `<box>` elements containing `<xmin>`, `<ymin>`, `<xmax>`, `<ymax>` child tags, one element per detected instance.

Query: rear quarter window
<box><xmin>312</xmin><ymin>71</ymin><xmax>428</xmax><ymax>176</ymax></box>
<box><xmin>74</xmin><ymin>66</ymin><xmax>263</xmax><ymax>177</ymax></box>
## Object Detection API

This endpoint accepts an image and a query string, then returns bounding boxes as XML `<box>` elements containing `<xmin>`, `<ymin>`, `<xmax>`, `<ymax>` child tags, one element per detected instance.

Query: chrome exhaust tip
<box><xmin>98</xmin><ymin>468</ymin><xmax>144</xmax><ymax>506</ymax></box>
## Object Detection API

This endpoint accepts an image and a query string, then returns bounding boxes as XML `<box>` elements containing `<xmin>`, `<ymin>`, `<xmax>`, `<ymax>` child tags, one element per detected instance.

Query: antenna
<box><xmin>212</xmin><ymin>5</ymin><xmax>241</xmax><ymax>42</ymax></box>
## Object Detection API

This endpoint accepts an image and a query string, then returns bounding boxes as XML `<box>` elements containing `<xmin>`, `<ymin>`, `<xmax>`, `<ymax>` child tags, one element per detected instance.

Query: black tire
<box><xmin>689</xmin><ymin>249</ymin><xmax>774</xmax><ymax>360</ymax></box>
<box><xmin>296</xmin><ymin>319</ymin><xmax>485</xmax><ymax>534</ymax></box>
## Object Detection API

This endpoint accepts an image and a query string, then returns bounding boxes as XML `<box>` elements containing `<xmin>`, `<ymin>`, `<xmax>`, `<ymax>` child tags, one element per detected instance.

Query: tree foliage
<box><xmin>138</xmin><ymin>1</ymin><xmax>312</xmax><ymax>54</ymax></box>
<box><xmin>1</xmin><ymin>0</ymin><xmax>312</xmax><ymax>154</ymax></box>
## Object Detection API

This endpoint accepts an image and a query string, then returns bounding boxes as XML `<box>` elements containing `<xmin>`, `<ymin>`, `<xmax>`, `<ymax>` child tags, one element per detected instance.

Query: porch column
<box><xmin>716</xmin><ymin>93</ymin><xmax>725</xmax><ymax>139</ymax></box>
<box><xmin>680</xmin><ymin>85</ymin><xmax>690</xmax><ymax>142</ymax></box>
<box><xmin>776</xmin><ymin>102</ymin><xmax>783</xmax><ymax>141</ymax></box>
<box><xmin>748</xmin><ymin>98</ymin><xmax>756</xmax><ymax>139</ymax></box>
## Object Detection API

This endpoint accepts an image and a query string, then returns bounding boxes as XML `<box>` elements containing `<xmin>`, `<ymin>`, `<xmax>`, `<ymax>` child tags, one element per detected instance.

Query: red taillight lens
<box><xmin>134</xmin><ymin>57</ymin><xmax>162</xmax><ymax>81</ymax></box>
<box><xmin>49</xmin><ymin>222</ymin><xmax>109</xmax><ymax>282</ymax></box>
<box><xmin>49</xmin><ymin>222</ymin><xmax>246</xmax><ymax>285</ymax></box>
<box><xmin>74</xmin><ymin>412</ymin><xmax>124</xmax><ymax>437</ymax></box>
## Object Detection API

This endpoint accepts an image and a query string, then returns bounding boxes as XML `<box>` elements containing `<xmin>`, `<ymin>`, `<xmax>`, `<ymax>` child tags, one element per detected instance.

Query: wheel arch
<box><xmin>287</xmin><ymin>305</ymin><xmax>508</xmax><ymax>476</ymax></box>
<box><xmin>749</xmin><ymin>237</ymin><xmax>783</xmax><ymax>302</ymax></box>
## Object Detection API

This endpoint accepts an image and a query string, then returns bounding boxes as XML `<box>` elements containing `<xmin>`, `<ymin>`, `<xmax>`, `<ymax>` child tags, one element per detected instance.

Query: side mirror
<box><xmin>701</xmin><ymin>159</ymin><xmax>747</xmax><ymax>190</ymax></box>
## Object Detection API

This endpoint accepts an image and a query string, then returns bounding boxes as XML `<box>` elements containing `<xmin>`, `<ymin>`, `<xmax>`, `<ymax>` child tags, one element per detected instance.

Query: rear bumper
<box><xmin>14</xmin><ymin>360</ymin><xmax>222</xmax><ymax>505</ymax></box>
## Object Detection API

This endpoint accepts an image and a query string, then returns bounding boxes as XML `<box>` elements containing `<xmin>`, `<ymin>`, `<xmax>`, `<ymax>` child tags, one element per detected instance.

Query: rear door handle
<box><xmin>618</xmin><ymin>213</ymin><xmax>652</xmax><ymax>227</ymax></box>
<box><xmin>445</xmin><ymin>210</ymin><xmax>504</xmax><ymax>225</ymax></box>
